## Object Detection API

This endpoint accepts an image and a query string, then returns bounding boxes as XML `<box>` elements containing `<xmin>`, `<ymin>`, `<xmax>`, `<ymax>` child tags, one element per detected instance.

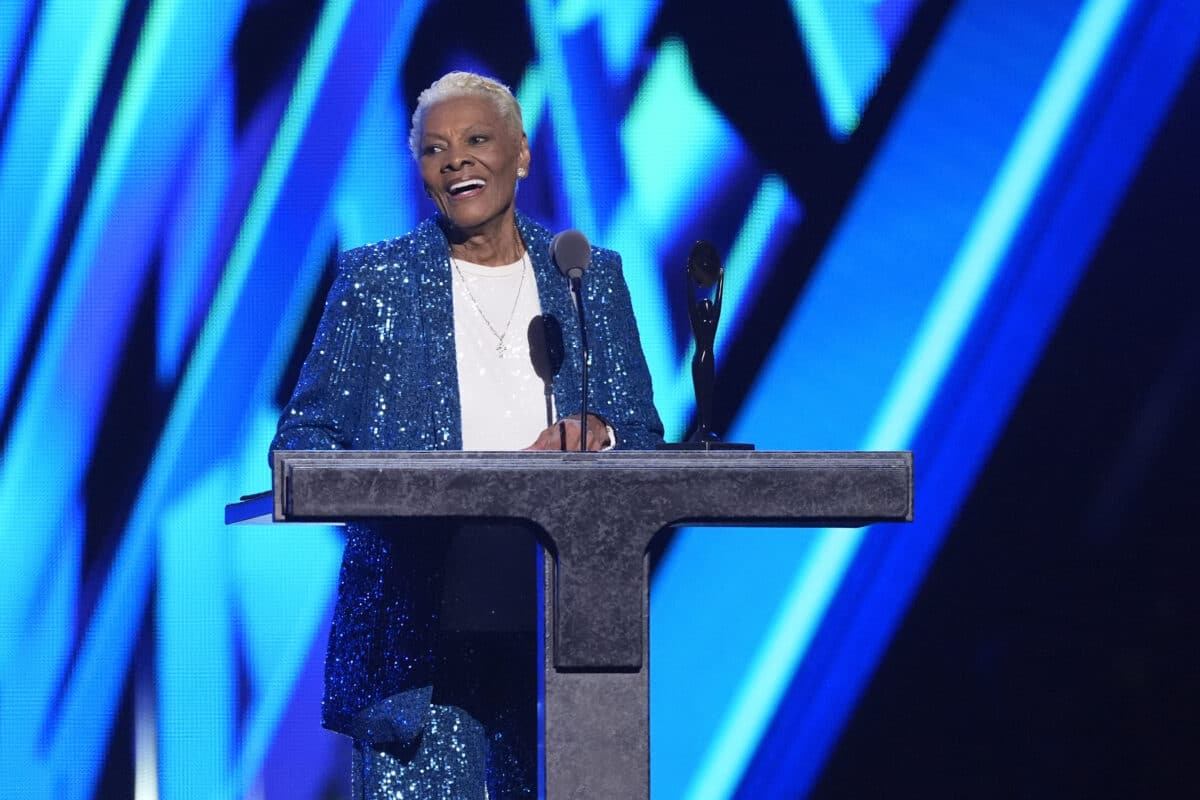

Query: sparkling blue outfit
<box><xmin>271</xmin><ymin>212</ymin><xmax>664</xmax><ymax>797</ymax></box>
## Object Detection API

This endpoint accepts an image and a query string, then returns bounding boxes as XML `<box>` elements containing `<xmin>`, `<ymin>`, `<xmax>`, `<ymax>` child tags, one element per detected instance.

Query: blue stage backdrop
<box><xmin>1</xmin><ymin>1</ymin><xmax>1197</xmax><ymax>798</ymax></box>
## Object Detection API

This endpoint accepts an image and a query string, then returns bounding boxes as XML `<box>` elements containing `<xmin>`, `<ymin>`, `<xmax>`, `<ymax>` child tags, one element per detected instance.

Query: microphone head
<box><xmin>550</xmin><ymin>230</ymin><xmax>591</xmax><ymax>279</ymax></box>
<box><xmin>687</xmin><ymin>240</ymin><xmax>722</xmax><ymax>288</ymax></box>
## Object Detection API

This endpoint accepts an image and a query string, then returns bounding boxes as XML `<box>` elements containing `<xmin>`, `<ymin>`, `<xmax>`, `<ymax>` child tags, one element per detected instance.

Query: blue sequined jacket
<box><xmin>271</xmin><ymin>212</ymin><xmax>664</xmax><ymax>742</ymax></box>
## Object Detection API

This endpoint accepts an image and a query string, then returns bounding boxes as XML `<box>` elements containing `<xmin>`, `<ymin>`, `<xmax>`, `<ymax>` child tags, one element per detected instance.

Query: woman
<box><xmin>272</xmin><ymin>71</ymin><xmax>664</xmax><ymax>798</ymax></box>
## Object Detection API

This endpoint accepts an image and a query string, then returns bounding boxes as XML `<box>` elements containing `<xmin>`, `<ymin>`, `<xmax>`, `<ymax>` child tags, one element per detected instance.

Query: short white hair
<box><xmin>408</xmin><ymin>71</ymin><xmax>524</xmax><ymax>159</ymax></box>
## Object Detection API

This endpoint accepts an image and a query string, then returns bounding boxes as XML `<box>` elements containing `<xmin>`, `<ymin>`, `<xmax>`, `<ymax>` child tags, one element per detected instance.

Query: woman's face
<box><xmin>417</xmin><ymin>94</ymin><xmax>530</xmax><ymax>238</ymax></box>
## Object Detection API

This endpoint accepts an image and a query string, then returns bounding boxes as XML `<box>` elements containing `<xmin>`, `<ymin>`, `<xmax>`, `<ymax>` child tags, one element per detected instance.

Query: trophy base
<box><xmin>656</xmin><ymin>440</ymin><xmax>755</xmax><ymax>451</ymax></box>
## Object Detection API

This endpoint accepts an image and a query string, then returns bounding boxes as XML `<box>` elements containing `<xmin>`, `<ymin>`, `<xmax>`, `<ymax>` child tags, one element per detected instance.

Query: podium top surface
<box><xmin>244</xmin><ymin>449</ymin><xmax>912</xmax><ymax>528</ymax></box>
<box><xmin>266</xmin><ymin>448</ymin><xmax>910</xmax><ymax>477</ymax></box>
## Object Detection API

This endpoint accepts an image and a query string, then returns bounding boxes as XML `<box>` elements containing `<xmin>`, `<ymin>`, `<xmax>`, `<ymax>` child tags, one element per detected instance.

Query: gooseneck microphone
<box><xmin>550</xmin><ymin>230</ymin><xmax>592</xmax><ymax>451</ymax></box>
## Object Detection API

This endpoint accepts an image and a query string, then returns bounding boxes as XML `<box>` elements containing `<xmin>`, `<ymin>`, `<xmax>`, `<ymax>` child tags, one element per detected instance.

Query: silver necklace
<box><xmin>451</xmin><ymin>248</ymin><xmax>528</xmax><ymax>356</ymax></box>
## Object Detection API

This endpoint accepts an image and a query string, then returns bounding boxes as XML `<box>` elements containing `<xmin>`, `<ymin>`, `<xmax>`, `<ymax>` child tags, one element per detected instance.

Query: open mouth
<box><xmin>448</xmin><ymin>179</ymin><xmax>486</xmax><ymax>197</ymax></box>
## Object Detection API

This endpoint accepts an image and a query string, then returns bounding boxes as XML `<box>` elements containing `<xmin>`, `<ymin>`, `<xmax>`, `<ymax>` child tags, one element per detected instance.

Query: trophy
<box><xmin>660</xmin><ymin>240</ymin><xmax>754</xmax><ymax>450</ymax></box>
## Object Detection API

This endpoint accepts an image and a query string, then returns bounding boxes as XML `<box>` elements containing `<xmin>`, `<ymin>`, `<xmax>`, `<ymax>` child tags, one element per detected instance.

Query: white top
<box><xmin>451</xmin><ymin>254</ymin><xmax>555</xmax><ymax>450</ymax></box>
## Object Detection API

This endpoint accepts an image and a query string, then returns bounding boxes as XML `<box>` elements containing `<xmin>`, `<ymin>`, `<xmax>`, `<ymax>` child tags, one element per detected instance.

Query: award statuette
<box><xmin>660</xmin><ymin>240</ymin><xmax>754</xmax><ymax>451</ymax></box>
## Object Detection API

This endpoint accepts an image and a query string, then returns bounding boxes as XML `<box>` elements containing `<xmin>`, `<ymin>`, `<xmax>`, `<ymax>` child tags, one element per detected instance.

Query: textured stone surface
<box><xmin>261</xmin><ymin>449</ymin><xmax>913</xmax><ymax>799</ymax></box>
<box><xmin>272</xmin><ymin>450</ymin><xmax>911</xmax><ymax>667</ymax></box>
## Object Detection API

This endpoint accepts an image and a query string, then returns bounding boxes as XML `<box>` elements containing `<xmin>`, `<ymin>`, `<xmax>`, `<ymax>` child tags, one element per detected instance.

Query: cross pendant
<box><xmin>496</xmin><ymin>341</ymin><xmax>506</xmax><ymax>355</ymax></box>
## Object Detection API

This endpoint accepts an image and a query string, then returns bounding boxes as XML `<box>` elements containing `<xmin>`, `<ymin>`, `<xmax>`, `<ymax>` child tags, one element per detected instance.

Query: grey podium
<box><xmin>227</xmin><ymin>449</ymin><xmax>912</xmax><ymax>798</ymax></box>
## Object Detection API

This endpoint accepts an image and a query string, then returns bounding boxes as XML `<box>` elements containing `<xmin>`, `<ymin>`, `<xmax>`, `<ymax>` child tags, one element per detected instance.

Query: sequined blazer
<box><xmin>271</xmin><ymin>212</ymin><xmax>664</xmax><ymax>742</ymax></box>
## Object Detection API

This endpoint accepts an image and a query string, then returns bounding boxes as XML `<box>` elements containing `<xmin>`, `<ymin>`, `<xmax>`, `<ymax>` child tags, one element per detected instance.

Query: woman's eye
<box><xmin>469</xmin><ymin>135</ymin><xmax>488</xmax><ymax>145</ymax></box>
<box><xmin>422</xmin><ymin>144</ymin><xmax>443</xmax><ymax>155</ymax></box>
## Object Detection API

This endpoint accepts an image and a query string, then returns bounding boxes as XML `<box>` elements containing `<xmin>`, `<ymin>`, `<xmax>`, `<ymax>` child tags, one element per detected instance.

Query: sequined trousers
<box><xmin>349</xmin><ymin>643</ymin><xmax>537</xmax><ymax>799</ymax></box>
<box><xmin>335</xmin><ymin>523</ymin><xmax>538</xmax><ymax>799</ymax></box>
<box><xmin>351</xmin><ymin>704</ymin><xmax>487</xmax><ymax>799</ymax></box>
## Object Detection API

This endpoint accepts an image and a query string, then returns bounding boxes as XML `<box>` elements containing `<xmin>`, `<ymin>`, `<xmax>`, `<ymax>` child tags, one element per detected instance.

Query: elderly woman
<box><xmin>272</xmin><ymin>72</ymin><xmax>663</xmax><ymax>798</ymax></box>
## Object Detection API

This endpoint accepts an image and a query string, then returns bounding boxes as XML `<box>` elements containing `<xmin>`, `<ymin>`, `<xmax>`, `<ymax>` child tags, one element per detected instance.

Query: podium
<box><xmin>229</xmin><ymin>449</ymin><xmax>912</xmax><ymax>798</ymax></box>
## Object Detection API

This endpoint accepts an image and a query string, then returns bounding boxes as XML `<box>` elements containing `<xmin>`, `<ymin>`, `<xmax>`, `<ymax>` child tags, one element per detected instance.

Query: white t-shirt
<box><xmin>451</xmin><ymin>255</ymin><xmax>555</xmax><ymax>450</ymax></box>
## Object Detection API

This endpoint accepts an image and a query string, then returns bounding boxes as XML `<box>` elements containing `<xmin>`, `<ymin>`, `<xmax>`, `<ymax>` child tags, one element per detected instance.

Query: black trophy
<box><xmin>659</xmin><ymin>240</ymin><xmax>754</xmax><ymax>451</ymax></box>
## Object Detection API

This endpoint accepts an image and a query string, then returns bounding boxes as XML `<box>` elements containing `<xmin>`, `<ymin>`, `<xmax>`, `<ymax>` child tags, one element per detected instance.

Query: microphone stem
<box><xmin>571</xmin><ymin>275</ymin><xmax>588</xmax><ymax>452</ymax></box>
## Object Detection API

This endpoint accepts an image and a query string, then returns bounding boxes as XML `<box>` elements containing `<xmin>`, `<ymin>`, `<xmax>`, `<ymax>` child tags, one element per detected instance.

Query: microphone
<box><xmin>528</xmin><ymin>315</ymin><xmax>565</xmax><ymax>431</ymax></box>
<box><xmin>549</xmin><ymin>230</ymin><xmax>592</xmax><ymax>451</ymax></box>
<box><xmin>550</xmin><ymin>230</ymin><xmax>591</xmax><ymax>279</ymax></box>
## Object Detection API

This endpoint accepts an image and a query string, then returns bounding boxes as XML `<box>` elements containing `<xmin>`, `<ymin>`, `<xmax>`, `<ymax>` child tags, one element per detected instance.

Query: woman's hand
<box><xmin>524</xmin><ymin>415</ymin><xmax>611</xmax><ymax>451</ymax></box>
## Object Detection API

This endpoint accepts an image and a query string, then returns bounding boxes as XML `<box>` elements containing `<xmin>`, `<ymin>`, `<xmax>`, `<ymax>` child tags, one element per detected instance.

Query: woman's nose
<box><xmin>440</xmin><ymin>146</ymin><xmax>473</xmax><ymax>172</ymax></box>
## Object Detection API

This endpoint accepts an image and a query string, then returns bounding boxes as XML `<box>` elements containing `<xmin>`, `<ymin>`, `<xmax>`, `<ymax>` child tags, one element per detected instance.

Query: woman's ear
<box><xmin>518</xmin><ymin>134</ymin><xmax>531</xmax><ymax>177</ymax></box>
